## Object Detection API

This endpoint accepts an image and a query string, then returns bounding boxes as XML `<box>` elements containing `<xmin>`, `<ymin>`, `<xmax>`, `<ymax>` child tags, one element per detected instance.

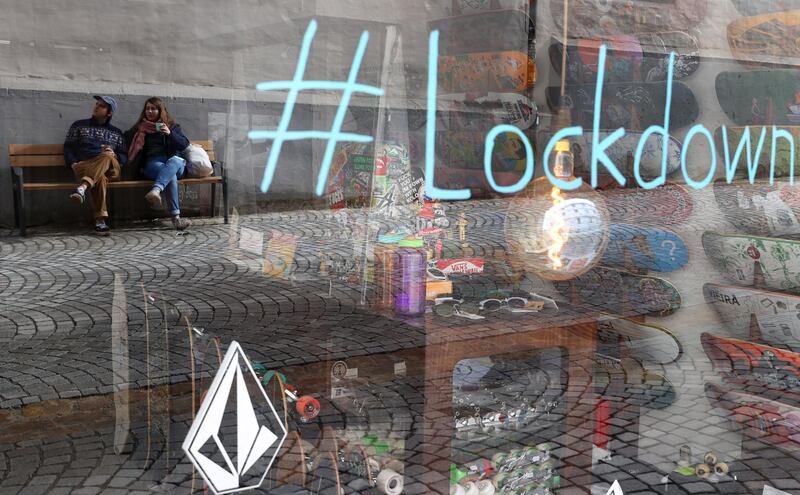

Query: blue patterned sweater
<box><xmin>63</xmin><ymin>117</ymin><xmax>128</xmax><ymax>168</ymax></box>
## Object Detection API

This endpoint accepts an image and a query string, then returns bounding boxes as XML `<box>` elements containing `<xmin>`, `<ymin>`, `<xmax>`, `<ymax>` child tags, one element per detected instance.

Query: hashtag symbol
<box><xmin>248</xmin><ymin>20</ymin><xmax>384</xmax><ymax>195</ymax></box>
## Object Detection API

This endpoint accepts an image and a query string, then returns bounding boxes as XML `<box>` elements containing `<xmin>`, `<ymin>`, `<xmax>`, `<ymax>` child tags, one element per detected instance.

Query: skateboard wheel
<box><xmin>695</xmin><ymin>463</ymin><xmax>711</xmax><ymax>478</ymax></box>
<box><xmin>376</xmin><ymin>468</ymin><xmax>403</xmax><ymax>495</ymax></box>
<box><xmin>464</xmin><ymin>481</ymin><xmax>479</xmax><ymax>495</ymax></box>
<box><xmin>714</xmin><ymin>462</ymin><xmax>729</xmax><ymax>475</ymax></box>
<box><xmin>451</xmin><ymin>484</ymin><xmax>466</xmax><ymax>495</ymax></box>
<box><xmin>477</xmin><ymin>479</ymin><xmax>496</xmax><ymax>495</ymax></box>
<box><xmin>703</xmin><ymin>451</ymin><xmax>718</xmax><ymax>466</ymax></box>
<box><xmin>296</xmin><ymin>395</ymin><xmax>321</xmax><ymax>421</ymax></box>
<box><xmin>493</xmin><ymin>473</ymin><xmax>509</xmax><ymax>489</ymax></box>
<box><xmin>492</xmin><ymin>452</ymin><xmax>507</xmax><ymax>466</ymax></box>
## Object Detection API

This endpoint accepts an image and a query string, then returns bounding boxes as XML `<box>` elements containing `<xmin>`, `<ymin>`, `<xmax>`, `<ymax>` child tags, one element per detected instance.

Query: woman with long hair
<box><xmin>125</xmin><ymin>97</ymin><xmax>191</xmax><ymax>230</ymax></box>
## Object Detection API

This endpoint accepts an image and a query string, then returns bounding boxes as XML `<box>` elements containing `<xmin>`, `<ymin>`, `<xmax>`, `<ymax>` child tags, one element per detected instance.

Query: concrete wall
<box><xmin>0</xmin><ymin>0</ymin><xmax>752</xmax><ymax>227</ymax></box>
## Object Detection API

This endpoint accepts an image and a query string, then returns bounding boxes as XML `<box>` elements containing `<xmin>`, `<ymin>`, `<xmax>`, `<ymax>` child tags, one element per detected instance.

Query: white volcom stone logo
<box><xmin>183</xmin><ymin>341</ymin><xmax>287</xmax><ymax>494</ymax></box>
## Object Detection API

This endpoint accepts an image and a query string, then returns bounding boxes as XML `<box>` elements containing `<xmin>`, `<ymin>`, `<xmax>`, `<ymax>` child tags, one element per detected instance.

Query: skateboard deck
<box><xmin>372</xmin><ymin>144</ymin><xmax>424</xmax><ymax>219</ymax></box>
<box><xmin>543</xmin><ymin>130</ymin><xmax>682</xmax><ymax>181</ymax></box>
<box><xmin>705</xmin><ymin>381</ymin><xmax>800</xmax><ymax>449</ymax></box>
<box><xmin>729</xmin><ymin>0</ymin><xmax>796</xmax><ymax>17</ymax></box>
<box><xmin>716</xmin><ymin>70</ymin><xmax>800</xmax><ymax>126</ymax></box>
<box><xmin>324</xmin><ymin>142</ymin><xmax>374</xmax><ymax>209</ymax></box>
<box><xmin>263</xmin><ymin>229</ymin><xmax>299</xmax><ymax>279</ymax></box>
<box><xmin>550</xmin><ymin>0</ymin><xmax>706</xmax><ymax>38</ymax></box>
<box><xmin>728</xmin><ymin>10</ymin><xmax>800</xmax><ymax>66</ymax></box>
<box><xmin>546</xmin><ymin>81</ymin><xmax>698</xmax><ymax>130</ymax></box>
<box><xmin>702</xmin><ymin>231</ymin><xmax>800</xmax><ymax>293</ymax></box>
<box><xmin>703</xmin><ymin>283</ymin><xmax>800</xmax><ymax>350</ymax></box>
<box><xmin>437</xmin><ymin>130</ymin><xmax>529</xmax><ymax>172</ymax></box>
<box><xmin>602</xmin><ymin>224</ymin><xmax>688</xmax><ymax>272</ymax></box>
<box><xmin>433</xmin><ymin>129</ymin><xmax>530</xmax><ymax>196</ymax></box>
<box><xmin>549</xmin><ymin>32</ymin><xmax>700</xmax><ymax>84</ymax></box>
<box><xmin>598</xmin><ymin>315</ymin><xmax>683</xmax><ymax>364</ymax></box>
<box><xmin>438</xmin><ymin>92</ymin><xmax>538</xmax><ymax>130</ymax></box>
<box><xmin>439</xmin><ymin>51</ymin><xmax>536</xmax><ymax>94</ymax></box>
<box><xmin>712</xmin><ymin>179</ymin><xmax>800</xmax><ymax>236</ymax></box>
<box><xmin>553</xmin><ymin>266</ymin><xmax>682</xmax><ymax>317</ymax></box>
<box><xmin>713</xmin><ymin>127</ymin><xmax>800</xmax><ymax>181</ymax></box>
<box><xmin>702</xmin><ymin>333</ymin><xmax>800</xmax><ymax>405</ymax></box>
<box><xmin>602</xmin><ymin>182</ymin><xmax>694</xmax><ymax>226</ymax></box>
<box><xmin>430</xmin><ymin>9</ymin><xmax>533</xmax><ymax>56</ymax></box>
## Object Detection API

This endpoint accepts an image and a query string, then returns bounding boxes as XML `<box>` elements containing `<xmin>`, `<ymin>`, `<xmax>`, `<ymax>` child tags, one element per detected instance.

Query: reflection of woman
<box><xmin>125</xmin><ymin>97</ymin><xmax>191</xmax><ymax>230</ymax></box>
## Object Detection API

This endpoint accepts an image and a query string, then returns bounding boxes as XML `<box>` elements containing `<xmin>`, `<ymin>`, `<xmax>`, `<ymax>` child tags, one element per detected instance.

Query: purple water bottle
<box><xmin>394</xmin><ymin>239</ymin><xmax>426</xmax><ymax>316</ymax></box>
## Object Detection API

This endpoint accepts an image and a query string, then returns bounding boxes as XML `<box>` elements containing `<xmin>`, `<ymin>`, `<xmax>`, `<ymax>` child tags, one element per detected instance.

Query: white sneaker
<box><xmin>145</xmin><ymin>188</ymin><xmax>162</xmax><ymax>207</ymax></box>
<box><xmin>172</xmin><ymin>216</ymin><xmax>191</xmax><ymax>231</ymax></box>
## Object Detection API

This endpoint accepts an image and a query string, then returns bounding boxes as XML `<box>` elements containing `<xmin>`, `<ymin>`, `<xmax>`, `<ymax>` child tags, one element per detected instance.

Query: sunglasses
<box><xmin>478</xmin><ymin>296</ymin><xmax>529</xmax><ymax>311</ymax></box>
<box><xmin>433</xmin><ymin>299</ymin><xmax>484</xmax><ymax>319</ymax></box>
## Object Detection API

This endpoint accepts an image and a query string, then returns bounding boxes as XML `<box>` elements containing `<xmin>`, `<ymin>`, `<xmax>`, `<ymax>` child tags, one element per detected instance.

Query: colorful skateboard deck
<box><xmin>437</xmin><ymin>130</ymin><xmax>529</xmax><ymax>172</ymax></box>
<box><xmin>550</xmin><ymin>0</ymin><xmax>707</xmax><ymax>37</ymax></box>
<box><xmin>713</xmin><ymin>127</ymin><xmax>800</xmax><ymax>181</ymax></box>
<box><xmin>705</xmin><ymin>381</ymin><xmax>800</xmax><ymax>449</ymax></box>
<box><xmin>602</xmin><ymin>224</ymin><xmax>688</xmax><ymax>272</ymax></box>
<box><xmin>716</xmin><ymin>70</ymin><xmax>800</xmax><ymax>126</ymax></box>
<box><xmin>598</xmin><ymin>315</ymin><xmax>683</xmax><ymax>364</ymax></box>
<box><xmin>439</xmin><ymin>51</ymin><xmax>536</xmax><ymax>94</ymax></box>
<box><xmin>430</xmin><ymin>9</ymin><xmax>533</xmax><ymax>56</ymax></box>
<box><xmin>324</xmin><ymin>142</ymin><xmax>374</xmax><ymax>209</ymax></box>
<box><xmin>549</xmin><ymin>32</ymin><xmax>700</xmax><ymax>84</ymax></box>
<box><xmin>553</xmin><ymin>266</ymin><xmax>681</xmax><ymax>317</ymax></box>
<box><xmin>438</xmin><ymin>92</ymin><xmax>538</xmax><ymax>130</ymax></box>
<box><xmin>702</xmin><ymin>231</ymin><xmax>800</xmax><ymax>293</ymax></box>
<box><xmin>433</xmin><ymin>130</ymin><xmax>530</xmax><ymax>195</ymax></box>
<box><xmin>702</xmin><ymin>333</ymin><xmax>800</xmax><ymax>404</ymax></box>
<box><xmin>546</xmin><ymin>81</ymin><xmax>698</xmax><ymax>130</ymax></box>
<box><xmin>703</xmin><ymin>283</ymin><xmax>800</xmax><ymax>350</ymax></box>
<box><xmin>602</xmin><ymin>182</ymin><xmax>694</xmax><ymax>226</ymax></box>
<box><xmin>264</xmin><ymin>229</ymin><xmax>299</xmax><ymax>279</ymax></box>
<box><xmin>728</xmin><ymin>11</ymin><xmax>800</xmax><ymax>66</ymax></box>
<box><xmin>712</xmin><ymin>179</ymin><xmax>800</xmax><ymax>236</ymax></box>
<box><xmin>541</xmin><ymin>130</ymin><xmax>682</xmax><ymax>181</ymax></box>
<box><xmin>372</xmin><ymin>144</ymin><xmax>425</xmax><ymax>219</ymax></box>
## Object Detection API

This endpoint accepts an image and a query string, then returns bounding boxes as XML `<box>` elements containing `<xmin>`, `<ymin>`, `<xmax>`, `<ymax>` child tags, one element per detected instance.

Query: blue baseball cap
<box><xmin>93</xmin><ymin>95</ymin><xmax>118</xmax><ymax>113</ymax></box>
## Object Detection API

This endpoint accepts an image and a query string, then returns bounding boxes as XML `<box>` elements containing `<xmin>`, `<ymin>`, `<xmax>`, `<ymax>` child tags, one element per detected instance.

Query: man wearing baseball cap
<box><xmin>63</xmin><ymin>95</ymin><xmax>128</xmax><ymax>235</ymax></box>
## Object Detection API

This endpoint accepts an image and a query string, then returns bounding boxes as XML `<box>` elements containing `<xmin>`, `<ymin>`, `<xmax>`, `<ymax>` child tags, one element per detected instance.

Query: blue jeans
<box><xmin>143</xmin><ymin>155</ymin><xmax>186</xmax><ymax>216</ymax></box>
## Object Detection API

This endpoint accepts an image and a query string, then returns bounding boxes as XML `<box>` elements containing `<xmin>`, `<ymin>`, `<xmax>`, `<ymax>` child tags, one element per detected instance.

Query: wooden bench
<box><xmin>9</xmin><ymin>140</ymin><xmax>228</xmax><ymax>235</ymax></box>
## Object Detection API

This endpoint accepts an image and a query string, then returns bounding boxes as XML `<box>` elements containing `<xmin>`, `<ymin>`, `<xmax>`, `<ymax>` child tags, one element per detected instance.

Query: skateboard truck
<box><xmin>254</xmin><ymin>367</ymin><xmax>322</xmax><ymax>422</ymax></box>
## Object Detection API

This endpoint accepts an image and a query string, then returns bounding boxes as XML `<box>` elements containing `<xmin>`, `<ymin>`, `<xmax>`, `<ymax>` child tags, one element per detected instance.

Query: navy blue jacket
<box><xmin>123</xmin><ymin>124</ymin><xmax>190</xmax><ymax>175</ymax></box>
<box><xmin>63</xmin><ymin>117</ymin><xmax>127</xmax><ymax>168</ymax></box>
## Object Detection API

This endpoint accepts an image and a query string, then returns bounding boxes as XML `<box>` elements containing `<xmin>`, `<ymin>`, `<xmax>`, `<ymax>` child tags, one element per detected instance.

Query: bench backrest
<box><xmin>9</xmin><ymin>141</ymin><xmax>215</xmax><ymax>168</ymax></box>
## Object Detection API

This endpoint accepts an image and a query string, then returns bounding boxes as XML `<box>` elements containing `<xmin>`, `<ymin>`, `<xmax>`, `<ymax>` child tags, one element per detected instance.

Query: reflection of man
<box><xmin>64</xmin><ymin>96</ymin><xmax>127</xmax><ymax>235</ymax></box>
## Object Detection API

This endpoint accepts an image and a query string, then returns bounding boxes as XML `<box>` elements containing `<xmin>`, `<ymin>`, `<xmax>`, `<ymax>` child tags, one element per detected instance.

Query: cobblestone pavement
<box><xmin>2</xmin><ymin>185</ymin><xmax>800</xmax><ymax>494</ymax></box>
